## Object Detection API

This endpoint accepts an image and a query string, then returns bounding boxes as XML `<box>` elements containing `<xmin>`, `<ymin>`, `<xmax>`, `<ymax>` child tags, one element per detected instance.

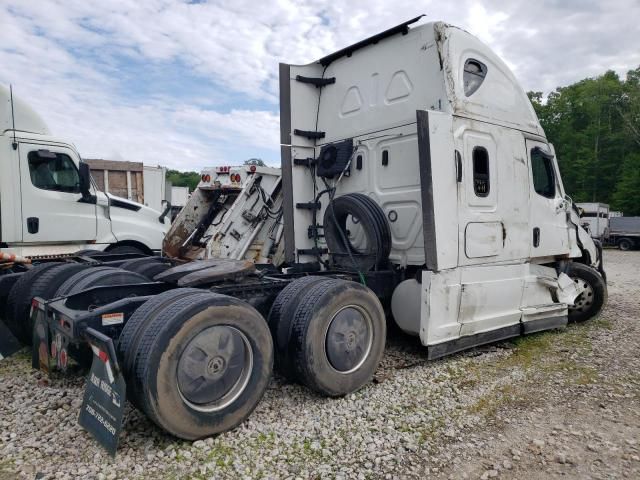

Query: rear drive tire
<box><xmin>136</xmin><ymin>261</ymin><xmax>173</xmax><ymax>280</ymax></box>
<box><xmin>15</xmin><ymin>263</ymin><xmax>91</xmax><ymax>345</ymax></box>
<box><xmin>618</xmin><ymin>238</ymin><xmax>632</xmax><ymax>251</ymax></box>
<box><xmin>107</xmin><ymin>245</ymin><xmax>146</xmax><ymax>256</ymax></box>
<box><xmin>566</xmin><ymin>262</ymin><xmax>607</xmax><ymax>323</ymax></box>
<box><xmin>118</xmin><ymin>288</ymin><xmax>203</xmax><ymax>409</ymax></box>
<box><xmin>119</xmin><ymin>256</ymin><xmax>164</xmax><ymax>272</ymax></box>
<box><xmin>73</xmin><ymin>249</ymin><xmax>103</xmax><ymax>257</ymax></box>
<box><xmin>288</xmin><ymin>278</ymin><xmax>386</xmax><ymax>396</ymax></box>
<box><xmin>131</xmin><ymin>292</ymin><xmax>273</xmax><ymax>439</ymax></box>
<box><xmin>5</xmin><ymin>263</ymin><xmax>63</xmax><ymax>343</ymax></box>
<box><xmin>267</xmin><ymin>276</ymin><xmax>329</xmax><ymax>376</ymax></box>
<box><xmin>56</xmin><ymin>267</ymin><xmax>149</xmax><ymax>297</ymax></box>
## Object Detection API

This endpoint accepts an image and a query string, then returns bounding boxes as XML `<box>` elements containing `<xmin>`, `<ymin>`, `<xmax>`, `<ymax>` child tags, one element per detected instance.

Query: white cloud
<box><xmin>0</xmin><ymin>0</ymin><xmax>638</xmax><ymax>170</ymax></box>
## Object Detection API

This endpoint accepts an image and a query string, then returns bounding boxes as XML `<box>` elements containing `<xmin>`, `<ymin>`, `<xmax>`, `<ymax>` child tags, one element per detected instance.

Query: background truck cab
<box><xmin>0</xmin><ymin>85</ymin><xmax>168</xmax><ymax>257</ymax></box>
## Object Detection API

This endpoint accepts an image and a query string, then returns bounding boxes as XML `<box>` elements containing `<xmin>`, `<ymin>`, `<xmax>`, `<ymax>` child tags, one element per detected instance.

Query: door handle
<box><xmin>27</xmin><ymin>217</ymin><xmax>39</xmax><ymax>234</ymax></box>
<box><xmin>533</xmin><ymin>227</ymin><xmax>540</xmax><ymax>248</ymax></box>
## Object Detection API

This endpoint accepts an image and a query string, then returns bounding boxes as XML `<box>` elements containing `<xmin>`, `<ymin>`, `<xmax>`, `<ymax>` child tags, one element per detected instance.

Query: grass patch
<box><xmin>0</xmin><ymin>459</ymin><xmax>17</xmax><ymax>480</ymax></box>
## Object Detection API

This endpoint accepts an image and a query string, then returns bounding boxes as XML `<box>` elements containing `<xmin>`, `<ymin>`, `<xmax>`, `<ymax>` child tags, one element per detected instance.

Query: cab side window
<box><xmin>28</xmin><ymin>151</ymin><xmax>80</xmax><ymax>193</ymax></box>
<box><xmin>531</xmin><ymin>149</ymin><xmax>556</xmax><ymax>198</ymax></box>
<box><xmin>472</xmin><ymin>146</ymin><xmax>490</xmax><ymax>197</ymax></box>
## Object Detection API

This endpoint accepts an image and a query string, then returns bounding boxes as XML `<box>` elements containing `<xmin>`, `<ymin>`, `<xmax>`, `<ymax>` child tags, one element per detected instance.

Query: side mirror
<box><xmin>79</xmin><ymin>161</ymin><xmax>91</xmax><ymax>198</ymax></box>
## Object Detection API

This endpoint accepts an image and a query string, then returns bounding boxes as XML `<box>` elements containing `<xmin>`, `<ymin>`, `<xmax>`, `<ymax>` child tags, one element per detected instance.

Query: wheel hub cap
<box><xmin>569</xmin><ymin>277</ymin><xmax>595</xmax><ymax>313</ymax></box>
<box><xmin>325</xmin><ymin>306</ymin><xmax>373</xmax><ymax>373</ymax></box>
<box><xmin>177</xmin><ymin>325</ymin><xmax>252</xmax><ymax>411</ymax></box>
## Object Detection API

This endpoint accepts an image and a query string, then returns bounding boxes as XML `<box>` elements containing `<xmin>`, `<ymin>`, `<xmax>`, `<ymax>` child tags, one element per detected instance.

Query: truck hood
<box><xmin>106</xmin><ymin>193</ymin><xmax>161</xmax><ymax>216</ymax></box>
<box><xmin>106</xmin><ymin>193</ymin><xmax>169</xmax><ymax>249</ymax></box>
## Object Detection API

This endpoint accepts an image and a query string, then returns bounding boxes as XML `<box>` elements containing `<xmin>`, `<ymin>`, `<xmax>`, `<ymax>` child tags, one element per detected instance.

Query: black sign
<box><xmin>78</xmin><ymin>328</ymin><xmax>126</xmax><ymax>457</ymax></box>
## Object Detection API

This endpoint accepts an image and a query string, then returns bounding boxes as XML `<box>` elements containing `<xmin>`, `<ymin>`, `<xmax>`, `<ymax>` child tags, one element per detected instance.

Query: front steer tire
<box><xmin>288</xmin><ymin>278</ymin><xmax>386</xmax><ymax>397</ymax></box>
<box><xmin>130</xmin><ymin>292</ymin><xmax>273</xmax><ymax>440</ymax></box>
<box><xmin>566</xmin><ymin>262</ymin><xmax>607</xmax><ymax>323</ymax></box>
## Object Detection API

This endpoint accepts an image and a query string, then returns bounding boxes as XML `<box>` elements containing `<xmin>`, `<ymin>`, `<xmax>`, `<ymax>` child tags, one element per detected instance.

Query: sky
<box><xmin>1</xmin><ymin>0</ymin><xmax>639</xmax><ymax>171</ymax></box>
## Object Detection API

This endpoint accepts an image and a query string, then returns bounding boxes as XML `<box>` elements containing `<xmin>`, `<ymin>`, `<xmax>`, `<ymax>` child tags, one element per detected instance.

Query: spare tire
<box><xmin>323</xmin><ymin>193</ymin><xmax>391</xmax><ymax>271</ymax></box>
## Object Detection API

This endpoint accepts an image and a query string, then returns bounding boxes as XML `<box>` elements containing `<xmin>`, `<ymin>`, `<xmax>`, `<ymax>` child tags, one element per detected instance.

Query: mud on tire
<box><xmin>130</xmin><ymin>292</ymin><xmax>273</xmax><ymax>439</ymax></box>
<box><xmin>288</xmin><ymin>278</ymin><xmax>386</xmax><ymax>396</ymax></box>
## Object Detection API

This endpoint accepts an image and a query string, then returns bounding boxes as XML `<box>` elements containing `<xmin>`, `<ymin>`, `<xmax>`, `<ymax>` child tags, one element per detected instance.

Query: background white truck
<box><xmin>0</xmin><ymin>86</ymin><xmax>169</xmax><ymax>259</ymax></box>
<box><xmin>576</xmin><ymin>202</ymin><xmax>610</xmax><ymax>240</ymax></box>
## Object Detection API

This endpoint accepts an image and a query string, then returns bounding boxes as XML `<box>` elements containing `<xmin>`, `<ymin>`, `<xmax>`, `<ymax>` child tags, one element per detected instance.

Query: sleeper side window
<box><xmin>472</xmin><ymin>146</ymin><xmax>490</xmax><ymax>197</ymax></box>
<box><xmin>463</xmin><ymin>59</ymin><xmax>487</xmax><ymax>96</ymax></box>
<box><xmin>28</xmin><ymin>150</ymin><xmax>81</xmax><ymax>193</ymax></box>
<box><xmin>531</xmin><ymin>149</ymin><xmax>556</xmax><ymax>199</ymax></box>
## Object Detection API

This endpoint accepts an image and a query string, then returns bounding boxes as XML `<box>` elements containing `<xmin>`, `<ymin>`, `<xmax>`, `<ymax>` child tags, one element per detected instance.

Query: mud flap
<box><xmin>0</xmin><ymin>319</ymin><xmax>21</xmax><ymax>360</ymax></box>
<box><xmin>31</xmin><ymin>298</ymin><xmax>52</xmax><ymax>371</ymax></box>
<box><xmin>78</xmin><ymin>328</ymin><xmax>126</xmax><ymax>457</ymax></box>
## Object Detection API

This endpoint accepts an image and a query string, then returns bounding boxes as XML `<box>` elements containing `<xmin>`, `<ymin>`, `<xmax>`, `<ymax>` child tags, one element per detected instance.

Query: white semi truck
<box><xmin>576</xmin><ymin>202</ymin><xmax>610</xmax><ymax>240</ymax></box>
<box><xmin>0</xmin><ymin>85</ymin><xmax>169</xmax><ymax>259</ymax></box>
<box><xmin>0</xmin><ymin>18</ymin><xmax>606</xmax><ymax>454</ymax></box>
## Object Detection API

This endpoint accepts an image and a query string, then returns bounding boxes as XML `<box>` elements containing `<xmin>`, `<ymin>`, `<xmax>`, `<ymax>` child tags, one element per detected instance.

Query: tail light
<box><xmin>201</xmin><ymin>174</ymin><xmax>211</xmax><ymax>182</ymax></box>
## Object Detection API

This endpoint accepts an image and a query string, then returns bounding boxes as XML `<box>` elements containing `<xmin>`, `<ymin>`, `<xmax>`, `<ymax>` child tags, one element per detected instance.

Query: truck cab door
<box><xmin>19</xmin><ymin>144</ymin><xmax>97</xmax><ymax>243</ymax></box>
<box><xmin>526</xmin><ymin>140</ymin><xmax>570</xmax><ymax>258</ymax></box>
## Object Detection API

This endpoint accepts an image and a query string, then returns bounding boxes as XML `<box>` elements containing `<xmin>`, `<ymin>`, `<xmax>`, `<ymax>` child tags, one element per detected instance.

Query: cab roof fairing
<box><xmin>433</xmin><ymin>22</ymin><xmax>545</xmax><ymax>137</ymax></box>
<box><xmin>0</xmin><ymin>85</ymin><xmax>51</xmax><ymax>136</ymax></box>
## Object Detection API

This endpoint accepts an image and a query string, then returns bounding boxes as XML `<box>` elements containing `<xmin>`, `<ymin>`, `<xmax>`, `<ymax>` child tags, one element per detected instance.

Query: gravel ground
<box><xmin>1</xmin><ymin>250</ymin><xmax>638</xmax><ymax>479</ymax></box>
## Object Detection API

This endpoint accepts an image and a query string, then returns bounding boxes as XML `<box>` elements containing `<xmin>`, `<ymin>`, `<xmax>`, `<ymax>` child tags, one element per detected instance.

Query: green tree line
<box><xmin>166</xmin><ymin>169</ymin><xmax>201</xmax><ymax>192</ymax></box>
<box><xmin>528</xmin><ymin>66</ymin><xmax>640</xmax><ymax>215</ymax></box>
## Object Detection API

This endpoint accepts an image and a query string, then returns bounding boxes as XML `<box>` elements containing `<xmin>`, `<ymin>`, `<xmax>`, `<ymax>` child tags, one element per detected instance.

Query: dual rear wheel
<box><xmin>117</xmin><ymin>276</ymin><xmax>386</xmax><ymax>439</ymax></box>
<box><xmin>118</xmin><ymin>289</ymin><xmax>273</xmax><ymax>440</ymax></box>
<box><xmin>268</xmin><ymin>277</ymin><xmax>386</xmax><ymax>397</ymax></box>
